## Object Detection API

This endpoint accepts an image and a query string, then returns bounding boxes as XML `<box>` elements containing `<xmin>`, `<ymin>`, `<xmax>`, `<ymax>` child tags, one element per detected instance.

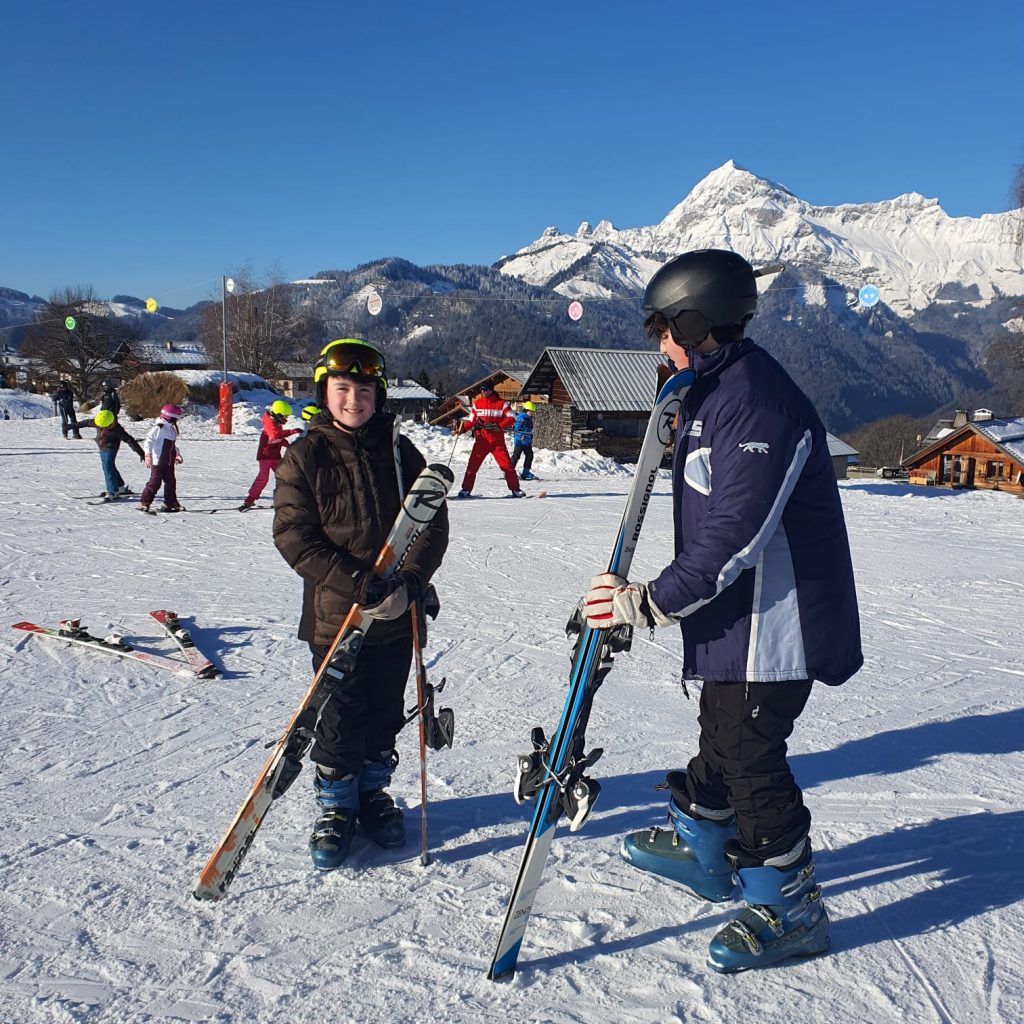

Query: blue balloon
<box><xmin>858</xmin><ymin>284</ymin><xmax>880</xmax><ymax>307</ymax></box>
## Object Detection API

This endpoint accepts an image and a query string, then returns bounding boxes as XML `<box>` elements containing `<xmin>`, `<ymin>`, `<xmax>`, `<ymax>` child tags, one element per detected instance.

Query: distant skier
<box><xmin>83</xmin><ymin>408</ymin><xmax>145</xmax><ymax>501</ymax></box>
<box><xmin>299</xmin><ymin>403</ymin><xmax>320</xmax><ymax>432</ymax></box>
<box><xmin>239</xmin><ymin>399</ymin><xmax>300</xmax><ymax>511</ymax></box>
<box><xmin>455</xmin><ymin>385</ymin><xmax>523</xmax><ymax>497</ymax></box>
<box><xmin>53</xmin><ymin>381</ymin><xmax>81</xmax><ymax>439</ymax></box>
<box><xmin>578</xmin><ymin>249</ymin><xmax>862</xmax><ymax>973</ymax></box>
<box><xmin>98</xmin><ymin>379</ymin><xmax>121</xmax><ymax>416</ymax></box>
<box><xmin>138</xmin><ymin>404</ymin><xmax>184</xmax><ymax>513</ymax></box>
<box><xmin>511</xmin><ymin>400</ymin><xmax>537</xmax><ymax>480</ymax></box>
<box><xmin>273</xmin><ymin>338</ymin><xmax>449</xmax><ymax>869</ymax></box>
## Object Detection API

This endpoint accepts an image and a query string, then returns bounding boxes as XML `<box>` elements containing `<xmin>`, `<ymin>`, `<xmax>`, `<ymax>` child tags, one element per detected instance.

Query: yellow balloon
<box><xmin>145</xmin><ymin>297</ymin><xmax>159</xmax><ymax>313</ymax></box>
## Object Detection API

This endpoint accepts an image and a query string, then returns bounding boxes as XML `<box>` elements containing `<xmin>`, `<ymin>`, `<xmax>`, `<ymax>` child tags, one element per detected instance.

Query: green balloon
<box><xmin>65</xmin><ymin>316</ymin><xmax>77</xmax><ymax>331</ymax></box>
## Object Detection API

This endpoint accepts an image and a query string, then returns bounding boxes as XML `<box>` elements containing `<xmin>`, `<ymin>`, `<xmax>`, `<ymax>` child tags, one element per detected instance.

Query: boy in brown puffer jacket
<box><xmin>273</xmin><ymin>338</ymin><xmax>449</xmax><ymax>870</ymax></box>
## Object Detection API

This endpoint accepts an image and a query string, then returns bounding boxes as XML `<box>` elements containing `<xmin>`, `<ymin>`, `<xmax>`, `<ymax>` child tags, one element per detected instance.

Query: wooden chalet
<box><xmin>902</xmin><ymin>411</ymin><xmax>1024</xmax><ymax>493</ymax></box>
<box><xmin>430</xmin><ymin>367</ymin><xmax>535</xmax><ymax>427</ymax></box>
<box><xmin>385</xmin><ymin>379</ymin><xmax>438</xmax><ymax>420</ymax></box>
<box><xmin>269</xmin><ymin>360</ymin><xmax>316</xmax><ymax>399</ymax></box>
<box><xmin>517</xmin><ymin>346</ymin><xmax>860</xmax><ymax>470</ymax></box>
<box><xmin>518</xmin><ymin>348</ymin><xmax>665</xmax><ymax>460</ymax></box>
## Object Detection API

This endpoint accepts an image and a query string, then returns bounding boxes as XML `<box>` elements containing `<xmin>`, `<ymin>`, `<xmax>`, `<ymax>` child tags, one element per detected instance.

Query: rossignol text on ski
<box><xmin>487</xmin><ymin>365</ymin><xmax>694</xmax><ymax>981</ymax></box>
<box><xmin>192</xmin><ymin>462</ymin><xmax>454</xmax><ymax>902</ymax></box>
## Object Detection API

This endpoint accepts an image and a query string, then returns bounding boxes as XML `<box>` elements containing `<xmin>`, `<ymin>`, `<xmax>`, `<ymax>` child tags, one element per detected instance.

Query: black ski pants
<box><xmin>308</xmin><ymin>636</ymin><xmax>412</xmax><ymax>776</ymax></box>
<box><xmin>60</xmin><ymin>406</ymin><xmax>80</xmax><ymax>438</ymax></box>
<box><xmin>511</xmin><ymin>443</ymin><xmax>533</xmax><ymax>473</ymax></box>
<box><xmin>683</xmin><ymin>679</ymin><xmax>813</xmax><ymax>867</ymax></box>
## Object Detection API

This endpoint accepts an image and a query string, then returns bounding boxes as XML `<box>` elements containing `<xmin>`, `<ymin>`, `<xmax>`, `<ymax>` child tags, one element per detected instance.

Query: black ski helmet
<box><xmin>643</xmin><ymin>249</ymin><xmax>758</xmax><ymax>346</ymax></box>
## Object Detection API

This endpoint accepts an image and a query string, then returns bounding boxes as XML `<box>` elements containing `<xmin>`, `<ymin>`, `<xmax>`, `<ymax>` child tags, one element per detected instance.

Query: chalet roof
<box><xmin>274</xmin><ymin>360</ymin><xmax>315</xmax><ymax>379</ymax></box>
<box><xmin>521</xmin><ymin>348</ymin><xmax>667</xmax><ymax>413</ymax></box>
<box><xmin>904</xmin><ymin>416</ymin><xmax>1024</xmax><ymax>469</ymax></box>
<box><xmin>974</xmin><ymin>417</ymin><xmax>1024</xmax><ymax>464</ymax></box>
<box><xmin>130</xmin><ymin>341</ymin><xmax>208</xmax><ymax>366</ymax></box>
<box><xmin>826</xmin><ymin>434</ymin><xmax>858</xmax><ymax>458</ymax></box>
<box><xmin>456</xmin><ymin>367</ymin><xmax>533</xmax><ymax>395</ymax></box>
<box><xmin>388</xmin><ymin>380</ymin><xmax>436</xmax><ymax>401</ymax></box>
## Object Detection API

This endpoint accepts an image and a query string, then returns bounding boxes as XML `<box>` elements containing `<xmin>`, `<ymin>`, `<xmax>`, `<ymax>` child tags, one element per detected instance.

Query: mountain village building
<box><xmin>902</xmin><ymin>410</ymin><xmax>1024</xmax><ymax>493</ymax></box>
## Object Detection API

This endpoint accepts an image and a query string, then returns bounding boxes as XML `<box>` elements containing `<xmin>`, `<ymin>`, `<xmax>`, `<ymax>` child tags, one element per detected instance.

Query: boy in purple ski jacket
<box><xmin>580</xmin><ymin>249</ymin><xmax>861</xmax><ymax>974</ymax></box>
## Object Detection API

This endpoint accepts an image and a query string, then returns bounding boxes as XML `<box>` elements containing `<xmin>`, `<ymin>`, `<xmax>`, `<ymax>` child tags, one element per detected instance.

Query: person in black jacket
<box><xmin>53</xmin><ymin>381</ymin><xmax>81</xmax><ymax>439</ymax></box>
<box><xmin>273</xmin><ymin>339</ymin><xmax>449</xmax><ymax>871</ymax></box>
<box><xmin>99</xmin><ymin>379</ymin><xmax>121</xmax><ymax>416</ymax></box>
<box><xmin>83</xmin><ymin>409</ymin><xmax>145</xmax><ymax>501</ymax></box>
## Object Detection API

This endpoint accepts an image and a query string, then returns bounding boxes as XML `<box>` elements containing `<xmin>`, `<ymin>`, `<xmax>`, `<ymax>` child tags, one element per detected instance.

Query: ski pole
<box><xmin>409</xmin><ymin>601</ymin><xmax>431</xmax><ymax>866</ymax></box>
<box><xmin>446</xmin><ymin>424</ymin><xmax>463</xmax><ymax>467</ymax></box>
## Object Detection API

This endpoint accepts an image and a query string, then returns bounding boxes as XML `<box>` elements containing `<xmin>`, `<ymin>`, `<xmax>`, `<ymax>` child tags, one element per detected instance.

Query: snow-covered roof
<box><xmin>522</xmin><ymin>348</ymin><xmax>667</xmax><ymax>413</ymax></box>
<box><xmin>974</xmin><ymin>417</ymin><xmax>1024</xmax><ymax>465</ymax></box>
<box><xmin>273</xmin><ymin>361</ymin><xmax>315</xmax><ymax>379</ymax></box>
<box><xmin>131</xmin><ymin>341</ymin><xmax>208</xmax><ymax>366</ymax></box>
<box><xmin>388</xmin><ymin>379</ymin><xmax>436</xmax><ymax>401</ymax></box>
<box><xmin>827</xmin><ymin>433</ymin><xmax>858</xmax><ymax>457</ymax></box>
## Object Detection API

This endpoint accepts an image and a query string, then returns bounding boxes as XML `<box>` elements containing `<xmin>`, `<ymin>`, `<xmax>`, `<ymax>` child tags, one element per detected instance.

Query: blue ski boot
<box><xmin>309</xmin><ymin>767</ymin><xmax>359</xmax><ymax>870</ymax></box>
<box><xmin>358</xmin><ymin>751</ymin><xmax>406</xmax><ymax>849</ymax></box>
<box><xmin>620</xmin><ymin>773</ymin><xmax>736</xmax><ymax>903</ymax></box>
<box><xmin>707</xmin><ymin>844</ymin><xmax>830</xmax><ymax>973</ymax></box>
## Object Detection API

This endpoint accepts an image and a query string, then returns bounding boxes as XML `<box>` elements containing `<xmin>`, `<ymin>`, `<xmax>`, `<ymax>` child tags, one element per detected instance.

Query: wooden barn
<box><xmin>902</xmin><ymin>413</ymin><xmax>1024</xmax><ymax>493</ymax></box>
<box><xmin>518</xmin><ymin>348</ymin><xmax>666</xmax><ymax>461</ymax></box>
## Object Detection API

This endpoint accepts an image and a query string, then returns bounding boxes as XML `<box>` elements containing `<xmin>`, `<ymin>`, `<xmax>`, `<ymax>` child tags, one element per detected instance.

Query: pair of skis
<box><xmin>12</xmin><ymin>610</ymin><xmax>219</xmax><ymax>679</ymax></box>
<box><xmin>487</xmin><ymin>364</ymin><xmax>695</xmax><ymax>981</ymax></box>
<box><xmin>192</xmin><ymin>462</ymin><xmax>454</xmax><ymax>902</ymax></box>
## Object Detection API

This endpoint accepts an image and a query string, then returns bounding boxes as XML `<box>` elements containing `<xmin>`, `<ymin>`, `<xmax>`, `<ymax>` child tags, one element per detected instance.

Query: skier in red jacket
<box><xmin>455</xmin><ymin>386</ymin><xmax>524</xmax><ymax>498</ymax></box>
<box><xmin>239</xmin><ymin>400</ymin><xmax>301</xmax><ymax>511</ymax></box>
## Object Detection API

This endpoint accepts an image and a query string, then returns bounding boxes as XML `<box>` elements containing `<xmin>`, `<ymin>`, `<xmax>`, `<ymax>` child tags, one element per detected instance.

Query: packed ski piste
<box><xmin>1</xmin><ymin>253</ymin><xmax>1022</xmax><ymax>1024</ymax></box>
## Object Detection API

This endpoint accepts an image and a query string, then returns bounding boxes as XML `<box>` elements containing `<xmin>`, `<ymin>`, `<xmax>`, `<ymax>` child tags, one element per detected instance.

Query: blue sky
<box><xmin>2</xmin><ymin>0</ymin><xmax>1022</xmax><ymax>308</ymax></box>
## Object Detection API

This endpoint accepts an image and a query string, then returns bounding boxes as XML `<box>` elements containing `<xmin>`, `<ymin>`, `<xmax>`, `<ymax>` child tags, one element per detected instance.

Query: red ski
<box><xmin>149</xmin><ymin>611</ymin><xmax>218</xmax><ymax>679</ymax></box>
<box><xmin>12</xmin><ymin>620</ymin><xmax>193</xmax><ymax>677</ymax></box>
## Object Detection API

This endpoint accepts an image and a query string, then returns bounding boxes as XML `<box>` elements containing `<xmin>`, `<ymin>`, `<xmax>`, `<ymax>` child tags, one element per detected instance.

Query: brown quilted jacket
<box><xmin>273</xmin><ymin>413</ymin><xmax>449</xmax><ymax>647</ymax></box>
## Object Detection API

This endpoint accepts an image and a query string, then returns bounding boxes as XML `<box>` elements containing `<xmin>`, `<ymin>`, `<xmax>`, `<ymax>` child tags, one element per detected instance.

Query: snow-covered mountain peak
<box><xmin>498</xmin><ymin>160</ymin><xmax>1024</xmax><ymax>316</ymax></box>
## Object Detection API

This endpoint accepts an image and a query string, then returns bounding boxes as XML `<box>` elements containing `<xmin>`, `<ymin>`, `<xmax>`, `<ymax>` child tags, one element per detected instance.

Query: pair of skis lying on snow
<box><xmin>12</xmin><ymin>610</ymin><xmax>219</xmax><ymax>679</ymax></box>
<box><xmin>190</xmin><ymin>365</ymin><xmax>694</xmax><ymax>984</ymax></box>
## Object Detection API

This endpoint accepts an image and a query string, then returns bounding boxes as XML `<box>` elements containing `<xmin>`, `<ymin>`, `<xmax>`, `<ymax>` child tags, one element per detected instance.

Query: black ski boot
<box><xmin>358</xmin><ymin>750</ymin><xmax>406</xmax><ymax>848</ymax></box>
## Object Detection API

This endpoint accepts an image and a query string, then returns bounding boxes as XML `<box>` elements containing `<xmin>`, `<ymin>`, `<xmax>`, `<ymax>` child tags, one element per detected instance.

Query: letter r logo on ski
<box><xmin>739</xmin><ymin>441</ymin><xmax>770</xmax><ymax>454</ymax></box>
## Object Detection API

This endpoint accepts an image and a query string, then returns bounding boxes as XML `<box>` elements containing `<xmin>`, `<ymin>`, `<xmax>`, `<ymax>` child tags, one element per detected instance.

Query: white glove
<box><xmin>583</xmin><ymin>573</ymin><xmax>679</xmax><ymax>630</ymax></box>
<box><xmin>361</xmin><ymin>572</ymin><xmax>418</xmax><ymax>622</ymax></box>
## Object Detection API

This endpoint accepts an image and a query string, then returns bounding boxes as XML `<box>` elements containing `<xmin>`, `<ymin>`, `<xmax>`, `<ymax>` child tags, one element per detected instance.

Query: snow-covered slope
<box><xmin>1</xmin><ymin>413</ymin><xmax>1022</xmax><ymax>1023</ymax></box>
<box><xmin>498</xmin><ymin>161</ymin><xmax>1024</xmax><ymax>317</ymax></box>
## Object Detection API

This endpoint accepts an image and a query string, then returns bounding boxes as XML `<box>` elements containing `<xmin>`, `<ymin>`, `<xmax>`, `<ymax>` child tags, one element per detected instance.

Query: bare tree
<box><xmin>197</xmin><ymin>271</ymin><xmax>322</xmax><ymax>378</ymax></box>
<box><xmin>843</xmin><ymin>414</ymin><xmax>926</xmax><ymax>469</ymax></box>
<box><xmin>21</xmin><ymin>286</ymin><xmax>141</xmax><ymax>400</ymax></box>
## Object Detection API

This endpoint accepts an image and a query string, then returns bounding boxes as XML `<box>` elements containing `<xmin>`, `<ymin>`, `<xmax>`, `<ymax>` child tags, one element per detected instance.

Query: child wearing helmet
<box><xmin>511</xmin><ymin>400</ymin><xmax>537</xmax><ymax>480</ymax></box>
<box><xmin>83</xmin><ymin>408</ymin><xmax>145</xmax><ymax>502</ymax></box>
<box><xmin>272</xmin><ymin>339</ymin><xmax>449</xmax><ymax>870</ymax></box>
<box><xmin>577</xmin><ymin>249</ymin><xmax>862</xmax><ymax>974</ymax></box>
<box><xmin>139</xmin><ymin>404</ymin><xmax>185</xmax><ymax>513</ymax></box>
<box><xmin>239</xmin><ymin>399</ymin><xmax>301</xmax><ymax>511</ymax></box>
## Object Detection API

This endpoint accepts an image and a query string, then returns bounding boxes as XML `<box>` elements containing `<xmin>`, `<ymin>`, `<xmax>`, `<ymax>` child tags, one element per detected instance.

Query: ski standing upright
<box><xmin>487</xmin><ymin>364</ymin><xmax>694</xmax><ymax>981</ymax></box>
